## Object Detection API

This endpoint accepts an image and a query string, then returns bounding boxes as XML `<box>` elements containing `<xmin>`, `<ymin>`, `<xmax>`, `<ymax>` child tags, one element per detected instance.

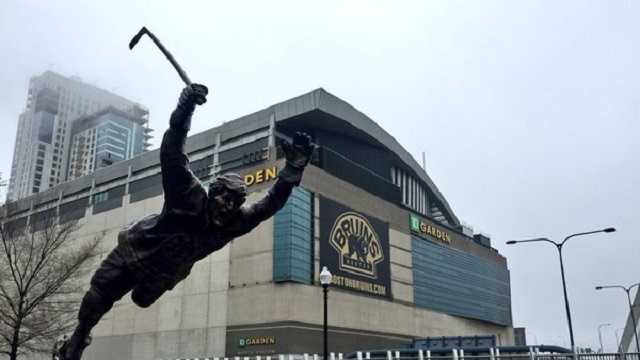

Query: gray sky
<box><xmin>1</xmin><ymin>0</ymin><xmax>638</xmax><ymax>352</ymax></box>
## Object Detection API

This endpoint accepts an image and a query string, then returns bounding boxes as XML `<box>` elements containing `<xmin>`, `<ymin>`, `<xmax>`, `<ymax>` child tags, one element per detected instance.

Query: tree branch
<box><xmin>0</xmin><ymin>216</ymin><xmax>101</xmax><ymax>357</ymax></box>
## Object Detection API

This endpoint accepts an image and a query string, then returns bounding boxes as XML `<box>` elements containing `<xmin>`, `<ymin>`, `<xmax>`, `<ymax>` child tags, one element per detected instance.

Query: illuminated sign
<box><xmin>244</xmin><ymin>166</ymin><xmax>277</xmax><ymax>186</ymax></box>
<box><xmin>238</xmin><ymin>336</ymin><xmax>276</xmax><ymax>347</ymax></box>
<box><xmin>410</xmin><ymin>214</ymin><xmax>451</xmax><ymax>244</ymax></box>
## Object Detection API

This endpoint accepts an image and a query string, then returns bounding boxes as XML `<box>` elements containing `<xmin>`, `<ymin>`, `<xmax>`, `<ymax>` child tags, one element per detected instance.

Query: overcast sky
<box><xmin>1</xmin><ymin>0</ymin><xmax>638</xmax><ymax>352</ymax></box>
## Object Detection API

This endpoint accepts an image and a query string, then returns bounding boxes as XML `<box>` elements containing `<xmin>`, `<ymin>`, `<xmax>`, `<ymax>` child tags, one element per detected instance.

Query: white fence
<box><xmin>175</xmin><ymin>351</ymin><xmax>640</xmax><ymax>360</ymax></box>
<box><xmin>175</xmin><ymin>355</ymin><xmax>344</xmax><ymax>360</ymax></box>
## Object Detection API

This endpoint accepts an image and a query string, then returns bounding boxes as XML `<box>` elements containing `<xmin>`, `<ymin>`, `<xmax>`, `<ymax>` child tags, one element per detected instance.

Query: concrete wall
<box><xmin>226</xmin><ymin>283</ymin><xmax>513</xmax><ymax>355</ymax></box>
<box><xmin>229</xmin><ymin>191</ymin><xmax>275</xmax><ymax>289</ymax></box>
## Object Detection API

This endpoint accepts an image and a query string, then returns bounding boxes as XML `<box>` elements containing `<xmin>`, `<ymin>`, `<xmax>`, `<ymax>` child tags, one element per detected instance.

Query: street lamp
<box><xmin>506</xmin><ymin>227</ymin><xmax>616</xmax><ymax>352</ymax></box>
<box><xmin>598</xmin><ymin>323</ymin><xmax>611</xmax><ymax>353</ymax></box>
<box><xmin>595</xmin><ymin>283</ymin><xmax>640</xmax><ymax>352</ymax></box>
<box><xmin>320</xmin><ymin>266</ymin><xmax>333</xmax><ymax>360</ymax></box>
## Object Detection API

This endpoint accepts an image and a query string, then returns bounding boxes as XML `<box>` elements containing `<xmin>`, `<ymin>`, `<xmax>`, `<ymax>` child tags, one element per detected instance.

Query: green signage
<box><xmin>238</xmin><ymin>336</ymin><xmax>276</xmax><ymax>347</ymax></box>
<box><xmin>409</xmin><ymin>214</ymin><xmax>451</xmax><ymax>244</ymax></box>
<box><xmin>410</xmin><ymin>214</ymin><xmax>420</xmax><ymax>232</ymax></box>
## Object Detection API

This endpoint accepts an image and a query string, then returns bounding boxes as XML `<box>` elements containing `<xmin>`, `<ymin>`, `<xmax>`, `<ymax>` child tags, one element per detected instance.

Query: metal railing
<box><xmin>347</xmin><ymin>350</ymin><xmax>640</xmax><ymax>360</ymax></box>
<box><xmin>174</xmin><ymin>351</ymin><xmax>640</xmax><ymax>360</ymax></box>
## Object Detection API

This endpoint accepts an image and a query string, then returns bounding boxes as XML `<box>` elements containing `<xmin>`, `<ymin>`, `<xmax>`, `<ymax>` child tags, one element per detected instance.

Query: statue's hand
<box><xmin>178</xmin><ymin>83</ymin><xmax>208</xmax><ymax>108</ymax></box>
<box><xmin>281</xmin><ymin>132</ymin><xmax>314</xmax><ymax>169</ymax></box>
<box><xmin>170</xmin><ymin>84</ymin><xmax>208</xmax><ymax>132</ymax></box>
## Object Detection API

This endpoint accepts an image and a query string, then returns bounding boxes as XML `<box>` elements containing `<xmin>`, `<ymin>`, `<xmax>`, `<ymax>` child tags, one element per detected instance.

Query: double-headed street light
<box><xmin>506</xmin><ymin>227</ymin><xmax>616</xmax><ymax>352</ymax></box>
<box><xmin>598</xmin><ymin>323</ymin><xmax>611</xmax><ymax>353</ymax></box>
<box><xmin>320</xmin><ymin>266</ymin><xmax>333</xmax><ymax>360</ymax></box>
<box><xmin>595</xmin><ymin>283</ymin><xmax>640</xmax><ymax>352</ymax></box>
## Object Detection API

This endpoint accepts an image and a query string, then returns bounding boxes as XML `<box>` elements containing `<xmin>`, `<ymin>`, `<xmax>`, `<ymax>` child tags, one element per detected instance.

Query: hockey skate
<box><xmin>52</xmin><ymin>334</ymin><xmax>91</xmax><ymax>360</ymax></box>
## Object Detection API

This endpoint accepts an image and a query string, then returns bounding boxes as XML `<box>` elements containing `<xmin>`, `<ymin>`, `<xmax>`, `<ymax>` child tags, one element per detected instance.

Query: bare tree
<box><xmin>0</xmin><ymin>215</ymin><xmax>101</xmax><ymax>360</ymax></box>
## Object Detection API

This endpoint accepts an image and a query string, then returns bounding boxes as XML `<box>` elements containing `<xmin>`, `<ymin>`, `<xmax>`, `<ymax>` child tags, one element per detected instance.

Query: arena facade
<box><xmin>1</xmin><ymin>89</ymin><xmax>514</xmax><ymax>359</ymax></box>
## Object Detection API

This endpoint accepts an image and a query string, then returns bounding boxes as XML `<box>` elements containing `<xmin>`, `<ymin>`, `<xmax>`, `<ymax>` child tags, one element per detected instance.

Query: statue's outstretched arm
<box><xmin>225</xmin><ymin>132</ymin><xmax>315</xmax><ymax>237</ymax></box>
<box><xmin>160</xmin><ymin>84</ymin><xmax>208</xmax><ymax>210</ymax></box>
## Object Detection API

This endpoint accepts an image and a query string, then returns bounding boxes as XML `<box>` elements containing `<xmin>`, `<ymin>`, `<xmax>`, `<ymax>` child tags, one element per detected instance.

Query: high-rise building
<box><xmin>68</xmin><ymin>106</ymin><xmax>151</xmax><ymax>180</ymax></box>
<box><xmin>7</xmin><ymin>71</ymin><xmax>150</xmax><ymax>201</ymax></box>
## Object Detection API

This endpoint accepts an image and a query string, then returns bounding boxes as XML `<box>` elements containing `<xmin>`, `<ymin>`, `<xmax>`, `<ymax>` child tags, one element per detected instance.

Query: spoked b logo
<box><xmin>329</xmin><ymin>212</ymin><xmax>384</xmax><ymax>279</ymax></box>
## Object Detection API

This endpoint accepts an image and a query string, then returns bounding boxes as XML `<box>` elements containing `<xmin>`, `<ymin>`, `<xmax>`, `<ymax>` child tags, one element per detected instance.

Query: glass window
<box><xmin>273</xmin><ymin>187</ymin><xmax>312</xmax><ymax>284</ymax></box>
<box><xmin>93</xmin><ymin>192</ymin><xmax>109</xmax><ymax>204</ymax></box>
<box><xmin>37</xmin><ymin>112</ymin><xmax>55</xmax><ymax>144</ymax></box>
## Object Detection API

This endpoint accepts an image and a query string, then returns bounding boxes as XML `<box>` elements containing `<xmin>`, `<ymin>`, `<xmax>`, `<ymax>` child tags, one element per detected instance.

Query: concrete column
<box><xmin>125</xmin><ymin>165</ymin><xmax>132</xmax><ymax>195</ymax></box>
<box><xmin>89</xmin><ymin>179</ymin><xmax>96</xmax><ymax>204</ymax></box>
<box><xmin>26</xmin><ymin>199</ymin><xmax>35</xmax><ymax>227</ymax></box>
<box><xmin>268</xmin><ymin>113</ymin><xmax>275</xmax><ymax>147</ymax></box>
<box><xmin>56</xmin><ymin>190</ymin><xmax>63</xmax><ymax>218</ymax></box>
<box><xmin>212</xmin><ymin>133</ymin><xmax>221</xmax><ymax>176</ymax></box>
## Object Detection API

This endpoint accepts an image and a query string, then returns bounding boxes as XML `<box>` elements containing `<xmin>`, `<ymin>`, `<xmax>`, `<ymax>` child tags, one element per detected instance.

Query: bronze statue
<box><xmin>55</xmin><ymin>84</ymin><xmax>314</xmax><ymax>360</ymax></box>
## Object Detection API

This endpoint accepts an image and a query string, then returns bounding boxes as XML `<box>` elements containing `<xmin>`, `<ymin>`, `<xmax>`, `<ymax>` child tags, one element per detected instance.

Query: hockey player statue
<box><xmin>54</xmin><ymin>84</ymin><xmax>314</xmax><ymax>360</ymax></box>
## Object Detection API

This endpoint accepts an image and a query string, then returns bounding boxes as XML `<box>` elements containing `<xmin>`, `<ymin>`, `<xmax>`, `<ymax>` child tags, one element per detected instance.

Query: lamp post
<box><xmin>595</xmin><ymin>283</ymin><xmax>640</xmax><ymax>352</ymax></box>
<box><xmin>506</xmin><ymin>227</ymin><xmax>616</xmax><ymax>352</ymax></box>
<box><xmin>598</xmin><ymin>323</ymin><xmax>611</xmax><ymax>353</ymax></box>
<box><xmin>320</xmin><ymin>266</ymin><xmax>333</xmax><ymax>360</ymax></box>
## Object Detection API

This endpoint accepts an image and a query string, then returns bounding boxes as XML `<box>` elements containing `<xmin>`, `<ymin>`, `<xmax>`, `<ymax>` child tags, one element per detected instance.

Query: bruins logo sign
<box><xmin>329</xmin><ymin>212</ymin><xmax>384</xmax><ymax>279</ymax></box>
<box><xmin>321</xmin><ymin>197</ymin><xmax>391</xmax><ymax>299</ymax></box>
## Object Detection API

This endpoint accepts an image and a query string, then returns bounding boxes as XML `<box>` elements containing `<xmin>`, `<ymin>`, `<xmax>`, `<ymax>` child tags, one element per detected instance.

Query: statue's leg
<box><xmin>61</xmin><ymin>246</ymin><xmax>136</xmax><ymax>360</ymax></box>
<box><xmin>131</xmin><ymin>282</ymin><xmax>167</xmax><ymax>308</ymax></box>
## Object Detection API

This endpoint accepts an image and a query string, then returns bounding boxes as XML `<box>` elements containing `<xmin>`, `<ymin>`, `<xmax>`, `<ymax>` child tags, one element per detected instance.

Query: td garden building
<box><xmin>1</xmin><ymin>89</ymin><xmax>513</xmax><ymax>359</ymax></box>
